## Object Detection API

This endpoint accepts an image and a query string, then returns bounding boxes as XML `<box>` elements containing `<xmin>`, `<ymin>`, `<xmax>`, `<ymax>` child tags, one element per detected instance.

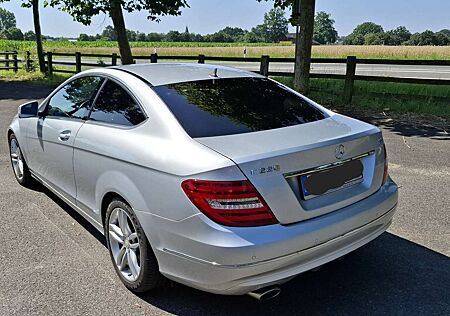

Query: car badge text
<box><xmin>250</xmin><ymin>165</ymin><xmax>281</xmax><ymax>175</ymax></box>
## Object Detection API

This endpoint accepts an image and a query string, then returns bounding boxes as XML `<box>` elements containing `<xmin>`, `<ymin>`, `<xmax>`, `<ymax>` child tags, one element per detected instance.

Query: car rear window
<box><xmin>152</xmin><ymin>77</ymin><xmax>326</xmax><ymax>138</ymax></box>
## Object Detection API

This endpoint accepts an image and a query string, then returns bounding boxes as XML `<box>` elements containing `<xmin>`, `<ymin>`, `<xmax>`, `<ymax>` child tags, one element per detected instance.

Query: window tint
<box><xmin>47</xmin><ymin>76</ymin><xmax>103</xmax><ymax>119</ymax></box>
<box><xmin>152</xmin><ymin>77</ymin><xmax>326</xmax><ymax>138</ymax></box>
<box><xmin>89</xmin><ymin>80</ymin><xmax>146</xmax><ymax>126</ymax></box>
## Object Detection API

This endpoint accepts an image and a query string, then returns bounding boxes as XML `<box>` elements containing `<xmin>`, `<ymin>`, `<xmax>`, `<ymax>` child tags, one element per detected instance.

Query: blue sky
<box><xmin>1</xmin><ymin>0</ymin><xmax>449</xmax><ymax>37</ymax></box>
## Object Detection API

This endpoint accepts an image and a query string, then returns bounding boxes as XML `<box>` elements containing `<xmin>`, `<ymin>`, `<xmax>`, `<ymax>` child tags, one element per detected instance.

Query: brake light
<box><xmin>382</xmin><ymin>144</ymin><xmax>389</xmax><ymax>184</ymax></box>
<box><xmin>181</xmin><ymin>179</ymin><xmax>278</xmax><ymax>227</ymax></box>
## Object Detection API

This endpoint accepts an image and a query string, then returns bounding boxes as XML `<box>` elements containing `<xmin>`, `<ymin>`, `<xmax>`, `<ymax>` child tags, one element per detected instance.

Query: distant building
<box><xmin>285</xmin><ymin>33</ymin><xmax>320</xmax><ymax>45</ymax></box>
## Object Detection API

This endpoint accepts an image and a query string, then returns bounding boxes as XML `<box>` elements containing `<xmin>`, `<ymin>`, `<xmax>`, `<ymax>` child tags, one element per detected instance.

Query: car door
<box><xmin>73</xmin><ymin>79</ymin><xmax>147</xmax><ymax>218</ymax></box>
<box><xmin>26</xmin><ymin>76</ymin><xmax>104</xmax><ymax>203</ymax></box>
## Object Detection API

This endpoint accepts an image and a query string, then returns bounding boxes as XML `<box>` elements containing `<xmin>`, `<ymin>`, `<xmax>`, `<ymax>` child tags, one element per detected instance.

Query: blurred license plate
<box><xmin>300</xmin><ymin>159</ymin><xmax>364</xmax><ymax>200</ymax></box>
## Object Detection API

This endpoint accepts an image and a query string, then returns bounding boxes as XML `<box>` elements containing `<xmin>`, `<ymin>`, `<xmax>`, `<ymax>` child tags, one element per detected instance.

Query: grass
<box><xmin>2</xmin><ymin>40</ymin><xmax>450</xmax><ymax>59</ymax></box>
<box><xmin>274</xmin><ymin>77</ymin><xmax>450</xmax><ymax>118</ymax></box>
<box><xmin>0</xmin><ymin>69</ymin><xmax>70</xmax><ymax>87</ymax></box>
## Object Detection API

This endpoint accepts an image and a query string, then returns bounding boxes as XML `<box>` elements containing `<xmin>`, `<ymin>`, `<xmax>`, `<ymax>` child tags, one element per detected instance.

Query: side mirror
<box><xmin>18</xmin><ymin>101</ymin><xmax>39</xmax><ymax>118</ymax></box>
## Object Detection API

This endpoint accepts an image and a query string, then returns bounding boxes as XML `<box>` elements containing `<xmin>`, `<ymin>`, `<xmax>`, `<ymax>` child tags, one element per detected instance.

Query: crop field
<box><xmin>2</xmin><ymin>40</ymin><xmax>450</xmax><ymax>59</ymax></box>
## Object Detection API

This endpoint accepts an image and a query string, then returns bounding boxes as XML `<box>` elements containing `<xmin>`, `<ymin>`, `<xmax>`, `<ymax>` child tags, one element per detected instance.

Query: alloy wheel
<box><xmin>10</xmin><ymin>138</ymin><xmax>24</xmax><ymax>181</ymax></box>
<box><xmin>108</xmin><ymin>208</ymin><xmax>141</xmax><ymax>282</ymax></box>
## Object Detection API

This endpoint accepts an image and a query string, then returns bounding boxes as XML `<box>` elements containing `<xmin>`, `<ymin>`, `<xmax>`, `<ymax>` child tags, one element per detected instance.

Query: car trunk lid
<box><xmin>195</xmin><ymin>114</ymin><xmax>385</xmax><ymax>224</ymax></box>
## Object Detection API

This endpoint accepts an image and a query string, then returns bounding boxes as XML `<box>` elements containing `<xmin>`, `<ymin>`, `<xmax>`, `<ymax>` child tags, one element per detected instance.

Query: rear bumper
<box><xmin>136</xmin><ymin>178</ymin><xmax>398</xmax><ymax>295</ymax></box>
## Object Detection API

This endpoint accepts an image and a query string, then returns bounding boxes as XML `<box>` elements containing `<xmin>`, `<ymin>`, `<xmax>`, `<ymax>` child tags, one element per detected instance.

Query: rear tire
<box><xmin>9</xmin><ymin>133</ymin><xmax>34</xmax><ymax>187</ymax></box>
<box><xmin>105</xmin><ymin>198</ymin><xmax>165</xmax><ymax>293</ymax></box>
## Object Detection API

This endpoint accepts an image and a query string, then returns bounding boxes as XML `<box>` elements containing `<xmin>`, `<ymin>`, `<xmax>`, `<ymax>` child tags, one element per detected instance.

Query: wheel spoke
<box><xmin>116</xmin><ymin>246</ymin><xmax>127</xmax><ymax>269</ymax></box>
<box><xmin>109</xmin><ymin>230</ymin><xmax>124</xmax><ymax>244</ymax></box>
<box><xmin>127</xmin><ymin>249</ymin><xmax>140</xmax><ymax>278</ymax></box>
<box><xmin>128</xmin><ymin>232</ymin><xmax>138</xmax><ymax>242</ymax></box>
<box><xmin>118</xmin><ymin>210</ymin><xmax>130</xmax><ymax>236</ymax></box>
<box><xmin>109</xmin><ymin>223</ymin><xmax>124</xmax><ymax>240</ymax></box>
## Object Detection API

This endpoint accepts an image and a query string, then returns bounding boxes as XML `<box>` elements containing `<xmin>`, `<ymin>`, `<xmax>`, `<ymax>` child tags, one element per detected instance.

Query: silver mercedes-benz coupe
<box><xmin>8</xmin><ymin>63</ymin><xmax>398</xmax><ymax>300</ymax></box>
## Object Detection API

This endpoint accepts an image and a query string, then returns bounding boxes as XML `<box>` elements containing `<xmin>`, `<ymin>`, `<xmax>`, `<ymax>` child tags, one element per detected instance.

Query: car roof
<box><xmin>113</xmin><ymin>63</ymin><xmax>264</xmax><ymax>86</ymax></box>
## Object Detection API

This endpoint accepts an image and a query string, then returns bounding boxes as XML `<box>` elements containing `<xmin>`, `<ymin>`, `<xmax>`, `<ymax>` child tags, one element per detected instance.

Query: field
<box><xmin>2</xmin><ymin>40</ymin><xmax>450</xmax><ymax>59</ymax></box>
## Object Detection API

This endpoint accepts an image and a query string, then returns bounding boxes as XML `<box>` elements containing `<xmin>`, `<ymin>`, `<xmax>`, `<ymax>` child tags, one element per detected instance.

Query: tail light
<box><xmin>382</xmin><ymin>144</ymin><xmax>389</xmax><ymax>184</ymax></box>
<box><xmin>181</xmin><ymin>179</ymin><xmax>278</xmax><ymax>227</ymax></box>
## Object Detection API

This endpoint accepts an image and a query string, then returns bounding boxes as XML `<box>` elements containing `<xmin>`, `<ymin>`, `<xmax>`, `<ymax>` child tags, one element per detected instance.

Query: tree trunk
<box><xmin>294</xmin><ymin>0</ymin><xmax>316</xmax><ymax>94</ymax></box>
<box><xmin>109</xmin><ymin>0</ymin><xmax>133</xmax><ymax>65</ymax></box>
<box><xmin>32</xmin><ymin>0</ymin><xmax>45</xmax><ymax>73</ymax></box>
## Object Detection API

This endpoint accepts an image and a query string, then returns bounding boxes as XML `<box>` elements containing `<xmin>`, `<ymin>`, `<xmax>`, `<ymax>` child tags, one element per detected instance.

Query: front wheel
<box><xmin>9</xmin><ymin>133</ymin><xmax>33</xmax><ymax>187</ymax></box>
<box><xmin>105</xmin><ymin>198</ymin><xmax>165</xmax><ymax>293</ymax></box>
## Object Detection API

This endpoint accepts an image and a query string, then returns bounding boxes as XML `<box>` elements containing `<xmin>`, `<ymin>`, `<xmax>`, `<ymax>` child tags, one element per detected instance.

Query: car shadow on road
<box><xmin>137</xmin><ymin>235</ymin><xmax>450</xmax><ymax>316</ymax></box>
<box><xmin>38</xmin><ymin>182</ymin><xmax>449</xmax><ymax>315</ymax></box>
<box><xmin>345</xmin><ymin>112</ymin><xmax>449</xmax><ymax>141</ymax></box>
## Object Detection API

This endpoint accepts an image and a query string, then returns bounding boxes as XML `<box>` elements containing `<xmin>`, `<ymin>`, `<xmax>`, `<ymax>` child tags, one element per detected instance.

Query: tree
<box><xmin>350</xmin><ymin>22</ymin><xmax>384</xmax><ymax>37</ymax></box>
<box><xmin>49</xmin><ymin>0</ymin><xmax>189</xmax><ymax>65</ymax></box>
<box><xmin>101</xmin><ymin>25</ymin><xmax>116</xmax><ymax>41</ymax></box>
<box><xmin>435</xmin><ymin>31</ymin><xmax>450</xmax><ymax>46</ymax></box>
<box><xmin>0</xmin><ymin>1</ymin><xmax>46</xmax><ymax>72</ymax></box>
<box><xmin>260</xmin><ymin>7</ymin><xmax>288</xmax><ymax>42</ymax></box>
<box><xmin>23</xmin><ymin>30</ymin><xmax>35</xmax><ymax>40</ymax></box>
<box><xmin>313</xmin><ymin>11</ymin><xmax>337</xmax><ymax>44</ymax></box>
<box><xmin>343</xmin><ymin>33</ymin><xmax>364</xmax><ymax>45</ymax></box>
<box><xmin>7</xmin><ymin>27</ymin><xmax>24</xmax><ymax>40</ymax></box>
<box><xmin>385</xmin><ymin>26</ymin><xmax>411</xmax><ymax>45</ymax></box>
<box><xmin>0</xmin><ymin>7</ymin><xmax>16</xmax><ymax>30</ymax></box>
<box><xmin>220</xmin><ymin>27</ymin><xmax>247</xmax><ymax>40</ymax></box>
<box><xmin>364</xmin><ymin>32</ymin><xmax>386</xmax><ymax>45</ymax></box>
<box><xmin>257</xmin><ymin>0</ymin><xmax>316</xmax><ymax>93</ymax></box>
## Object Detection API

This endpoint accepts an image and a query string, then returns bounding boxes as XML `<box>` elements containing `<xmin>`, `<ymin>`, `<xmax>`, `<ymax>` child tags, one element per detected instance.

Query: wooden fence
<box><xmin>0</xmin><ymin>51</ymin><xmax>20</xmax><ymax>72</ymax></box>
<box><xmin>16</xmin><ymin>51</ymin><xmax>450</xmax><ymax>103</ymax></box>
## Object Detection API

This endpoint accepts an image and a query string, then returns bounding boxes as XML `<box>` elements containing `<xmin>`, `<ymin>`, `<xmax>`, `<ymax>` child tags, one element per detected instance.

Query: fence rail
<box><xmin>6</xmin><ymin>50</ymin><xmax>450</xmax><ymax>103</ymax></box>
<box><xmin>0</xmin><ymin>51</ymin><xmax>21</xmax><ymax>72</ymax></box>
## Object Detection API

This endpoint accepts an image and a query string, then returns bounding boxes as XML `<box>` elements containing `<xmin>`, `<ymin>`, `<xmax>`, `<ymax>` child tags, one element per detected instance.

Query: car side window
<box><xmin>89</xmin><ymin>80</ymin><xmax>146</xmax><ymax>126</ymax></box>
<box><xmin>46</xmin><ymin>76</ymin><xmax>103</xmax><ymax>119</ymax></box>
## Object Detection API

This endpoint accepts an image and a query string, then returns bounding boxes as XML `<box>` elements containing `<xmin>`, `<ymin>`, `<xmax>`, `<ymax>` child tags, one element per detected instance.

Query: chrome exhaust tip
<box><xmin>248</xmin><ymin>286</ymin><xmax>281</xmax><ymax>301</ymax></box>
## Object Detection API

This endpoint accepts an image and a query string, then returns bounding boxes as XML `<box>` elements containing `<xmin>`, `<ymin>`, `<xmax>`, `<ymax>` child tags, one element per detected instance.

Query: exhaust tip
<box><xmin>248</xmin><ymin>286</ymin><xmax>281</xmax><ymax>301</ymax></box>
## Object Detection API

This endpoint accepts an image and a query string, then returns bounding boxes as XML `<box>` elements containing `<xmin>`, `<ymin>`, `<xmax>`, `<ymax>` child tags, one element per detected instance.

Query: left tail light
<box><xmin>181</xmin><ymin>179</ymin><xmax>278</xmax><ymax>227</ymax></box>
<box><xmin>382</xmin><ymin>144</ymin><xmax>389</xmax><ymax>184</ymax></box>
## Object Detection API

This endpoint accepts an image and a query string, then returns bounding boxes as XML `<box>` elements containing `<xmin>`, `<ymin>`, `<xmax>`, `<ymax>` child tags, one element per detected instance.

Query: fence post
<box><xmin>260</xmin><ymin>55</ymin><xmax>270</xmax><ymax>77</ymax></box>
<box><xmin>5</xmin><ymin>53</ymin><xmax>9</xmax><ymax>70</ymax></box>
<box><xmin>47</xmin><ymin>52</ymin><xmax>53</xmax><ymax>76</ymax></box>
<box><xmin>13</xmin><ymin>53</ymin><xmax>18</xmax><ymax>73</ymax></box>
<box><xmin>75</xmin><ymin>52</ymin><xmax>82</xmax><ymax>73</ymax></box>
<box><xmin>111</xmin><ymin>53</ymin><xmax>117</xmax><ymax>66</ymax></box>
<box><xmin>343</xmin><ymin>56</ymin><xmax>357</xmax><ymax>104</ymax></box>
<box><xmin>150</xmin><ymin>53</ymin><xmax>158</xmax><ymax>63</ymax></box>
<box><xmin>26</xmin><ymin>51</ymin><xmax>32</xmax><ymax>71</ymax></box>
<box><xmin>198</xmin><ymin>54</ymin><xmax>205</xmax><ymax>64</ymax></box>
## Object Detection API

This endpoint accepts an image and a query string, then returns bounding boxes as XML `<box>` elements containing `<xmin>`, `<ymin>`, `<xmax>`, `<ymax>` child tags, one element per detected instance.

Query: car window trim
<box><xmin>42</xmin><ymin>75</ymin><xmax>105</xmax><ymax>121</ymax></box>
<box><xmin>86</xmin><ymin>77</ymin><xmax>148</xmax><ymax>128</ymax></box>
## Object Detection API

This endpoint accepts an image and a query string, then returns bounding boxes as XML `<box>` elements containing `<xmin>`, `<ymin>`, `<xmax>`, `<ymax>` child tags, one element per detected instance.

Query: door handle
<box><xmin>58</xmin><ymin>130</ymin><xmax>71</xmax><ymax>141</ymax></box>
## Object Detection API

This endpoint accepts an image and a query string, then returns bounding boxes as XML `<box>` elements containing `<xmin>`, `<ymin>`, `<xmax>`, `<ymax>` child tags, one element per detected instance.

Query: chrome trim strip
<box><xmin>162</xmin><ymin>203</ymin><xmax>396</xmax><ymax>269</ymax></box>
<box><xmin>283</xmin><ymin>150</ymin><xmax>375</xmax><ymax>179</ymax></box>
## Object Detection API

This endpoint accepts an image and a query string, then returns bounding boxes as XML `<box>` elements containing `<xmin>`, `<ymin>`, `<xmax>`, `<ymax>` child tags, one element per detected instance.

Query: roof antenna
<box><xmin>209</xmin><ymin>68</ymin><xmax>219</xmax><ymax>78</ymax></box>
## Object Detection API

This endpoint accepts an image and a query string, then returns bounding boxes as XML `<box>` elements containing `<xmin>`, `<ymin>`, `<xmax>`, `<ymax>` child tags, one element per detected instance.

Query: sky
<box><xmin>1</xmin><ymin>0</ymin><xmax>449</xmax><ymax>38</ymax></box>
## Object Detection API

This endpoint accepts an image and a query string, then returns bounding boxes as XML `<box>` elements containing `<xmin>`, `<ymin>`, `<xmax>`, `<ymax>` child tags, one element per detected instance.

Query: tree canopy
<box><xmin>0</xmin><ymin>7</ymin><xmax>16</xmax><ymax>30</ymax></box>
<box><xmin>313</xmin><ymin>11</ymin><xmax>337</xmax><ymax>44</ymax></box>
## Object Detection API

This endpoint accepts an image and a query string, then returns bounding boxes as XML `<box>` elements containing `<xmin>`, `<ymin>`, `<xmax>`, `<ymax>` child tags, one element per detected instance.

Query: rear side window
<box><xmin>89</xmin><ymin>80</ymin><xmax>146</xmax><ymax>127</ymax></box>
<box><xmin>46</xmin><ymin>76</ymin><xmax>103</xmax><ymax>119</ymax></box>
<box><xmin>152</xmin><ymin>77</ymin><xmax>326</xmax><ymax>138</ymax></box>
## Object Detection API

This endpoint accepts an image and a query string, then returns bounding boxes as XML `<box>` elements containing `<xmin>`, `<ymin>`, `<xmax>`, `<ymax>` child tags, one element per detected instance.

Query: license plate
<box><xmin>300</xmin><ymin>159</ymin><xmax>364</xmax><ymax>200</ymax></box>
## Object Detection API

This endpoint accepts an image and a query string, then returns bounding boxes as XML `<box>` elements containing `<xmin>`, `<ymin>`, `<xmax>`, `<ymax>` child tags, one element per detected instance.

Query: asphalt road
<box><xmin>0</xmin><ymin>83</ymin><xmax>449</xmax><ymax>315</ymax></box>
<box><xmin>54</xmin><ymin>57</ymin><xmax>450</xmax><ymax>80</ymax></box>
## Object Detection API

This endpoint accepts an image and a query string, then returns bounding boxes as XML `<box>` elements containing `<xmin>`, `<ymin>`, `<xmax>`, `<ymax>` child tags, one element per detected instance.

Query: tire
<box><xmin>105</xmin><ymin>198</ymin><xmax>165</xmax><ymax>293</ymax></box>
<box><xmin>9</xmin><ymin>133</ymin><xmax>34</xmax><ymax>187</ymax></box>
